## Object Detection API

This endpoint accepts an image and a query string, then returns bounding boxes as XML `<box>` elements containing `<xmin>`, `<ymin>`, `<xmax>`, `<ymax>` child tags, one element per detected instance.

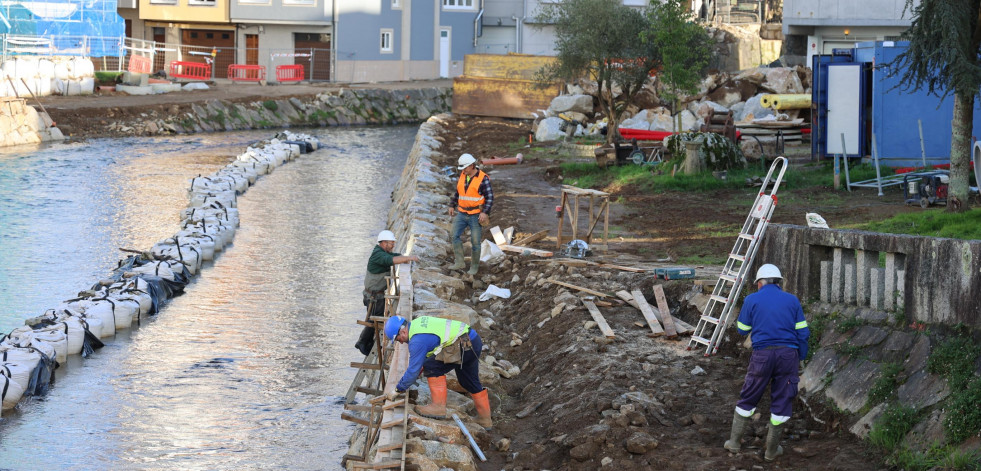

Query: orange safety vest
<box><xmin>456</xmin><ymin>170</ymin><xmax>486</xmax><ymax>214</ymax></box>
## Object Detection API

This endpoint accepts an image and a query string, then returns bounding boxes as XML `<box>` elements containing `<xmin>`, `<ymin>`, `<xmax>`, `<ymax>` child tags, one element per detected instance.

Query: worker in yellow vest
<box><xmin>448</xmin><ymin>153</ymin><xmax>493</xmax><ymax>275</ymax></box>
<box><xmin>383</xmin><ymin>315</ymin><xmax>492</xmax><ymax>430</ymax></box>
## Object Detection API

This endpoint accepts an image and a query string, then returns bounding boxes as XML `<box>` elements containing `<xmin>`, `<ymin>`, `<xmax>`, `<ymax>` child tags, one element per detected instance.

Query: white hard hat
<box><xmin>755</xmin><ymin>264</ymin><xmax>782</xmax><ymax>282</ymax></box>
<box><xmin>377</xmin><ymin>230</ymin><xmax>396</xmax><ymax>243</ymax></box>
<box><xmin>458</xmin><ymin>153</ymin><xmax>477</xmax><ymax>170</ymax></box>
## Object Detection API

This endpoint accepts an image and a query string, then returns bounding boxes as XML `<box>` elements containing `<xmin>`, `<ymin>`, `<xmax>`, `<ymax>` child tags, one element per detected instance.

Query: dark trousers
<box><xmin>422</xmin><ymin>334</ymin><xmax>484</xmax><ymax>394</ymax></box>
<box><xmin>736</xmin><ymin>347</ymin><xmax>800</xmax><ymax>422</ymax></box>
<box><xmin>354</xmin><ymin>297</ymin><xmax>386</xmax><ymax>355</ymax></box>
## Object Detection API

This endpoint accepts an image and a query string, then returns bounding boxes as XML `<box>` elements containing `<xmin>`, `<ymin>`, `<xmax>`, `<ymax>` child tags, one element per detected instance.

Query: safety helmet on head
<box><xmin>458</xmin><ymin>153</ymin><xmax>477</xmax><ymax>170</ymax></box>
<box><xmin>384</xmin><ymin>316</ymin><xmax>407</xmax><ymax>340</ymax></box>
<box><xmin>755</xmin><ymin>264</ymin><xmax>782</xmax><ymax>283</ymax></box>
<box><xmin>377</xmin><ymin>230</ymin><xmax>396</xmax><ymax>243</ymax></box>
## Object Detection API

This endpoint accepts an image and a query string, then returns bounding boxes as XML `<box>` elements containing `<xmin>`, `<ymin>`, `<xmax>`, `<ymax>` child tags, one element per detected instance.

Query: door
<box><xmin>181</xmin><ymin>29</ymin><xmax>235</xmax><ymax>78</ymax></box>
<box><xmin>246</xmin><ymin>34</ymin><xmax>258</xmax><ymax>65</ymax></box>
<box><xmin>439</xmin><ymin>29</ymin><xmax>450</xmax><ymax>78</ymax></box>
<box><xmin>294</xmin><ymin>33</ymin><xmax>331</xmax><ymax>80</ymax></box>
<box><xmin>826</xmin><ymin>64</ymin><xmax>863</xmax><ymax>156</ymax></box>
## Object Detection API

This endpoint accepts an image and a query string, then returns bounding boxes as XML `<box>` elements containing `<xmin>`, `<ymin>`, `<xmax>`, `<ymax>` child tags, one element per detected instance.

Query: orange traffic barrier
<box><xmin>128</xmin><ymin>54</ymin><xmax>152</xmax><ymax>74</ymax></box>
<box><xmin>170</xmin><ymin>61</ymin><xmax>211</xmax><ymax>80</ymax></box>
<box><xmin>275</xmin><ymin>64</ymin><xmax>304</xmax><ymax>82</ymax></box>
<box><xmin>228</xmin><ymin>64</ymin><xmax>266</xmax><ymax>82</ymax></box>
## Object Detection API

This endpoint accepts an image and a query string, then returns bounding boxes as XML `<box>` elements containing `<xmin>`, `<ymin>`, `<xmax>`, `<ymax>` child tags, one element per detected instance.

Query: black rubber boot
<box><xmin>724</xmin><ymin>410</ymin><xmax>750</xmax><ymax>452</ymax></box>
<box><xmin>354</xmin><ymin>326</ymin><xmax>375</xmax><ymax>356</ymax></box>
<box><xmin>765</xmin><ymin>422</ymin><xmax>785</xmax><ymax>461</ymax></box>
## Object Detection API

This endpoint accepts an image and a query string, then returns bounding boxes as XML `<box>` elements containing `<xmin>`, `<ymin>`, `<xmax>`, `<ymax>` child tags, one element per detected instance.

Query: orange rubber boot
<box><xmin>472</xmin><ymin>388</ymin><xmax>493</xmax><ymax>430</ymax></box>
<box><xmin>416</xmin><ymin>376</ymin><xmax>447</xmax><ymax>419</ymax></box>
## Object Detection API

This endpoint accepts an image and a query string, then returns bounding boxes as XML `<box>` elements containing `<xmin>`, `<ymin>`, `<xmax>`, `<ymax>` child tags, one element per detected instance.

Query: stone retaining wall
<box><xmin>758</xmin><ymin>224</ymin><xmax>981</xmax><ymax>329</ymax></box>
<box><xmin>0</xmin><ymin>98</ymin><xmax>65</xmax><ymax>147</ymax></box>
<box><xmin>109</xmin><ymin>87</ymin><xmax>452</xmax><ymax>136</ymax></box>
<box><xmin>344</xmin><ymin>114</ymin><xmax>492</xmax><ymax>470</ymax></box>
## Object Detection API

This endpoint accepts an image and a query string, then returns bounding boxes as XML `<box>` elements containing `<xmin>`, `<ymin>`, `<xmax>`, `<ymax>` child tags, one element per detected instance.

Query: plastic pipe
<box><xmin>481</xmin><ymin>154</ymin><xmax>523</xmax><ymax>165</ymax></box>
<box><xmin>760</xmin><ymin>94</ymin><xmax>811</xmax><ymax>110</ymax></box>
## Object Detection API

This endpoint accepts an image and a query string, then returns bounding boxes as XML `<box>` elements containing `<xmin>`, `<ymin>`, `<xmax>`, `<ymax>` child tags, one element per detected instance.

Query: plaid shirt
<box><xmin>452</xmin><ymin>171</ymin><xmax>493</xmax><ymax>215</ymax></box>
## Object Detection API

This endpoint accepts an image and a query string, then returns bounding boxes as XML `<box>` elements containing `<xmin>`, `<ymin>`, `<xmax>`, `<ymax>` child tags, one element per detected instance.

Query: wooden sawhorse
<box><xmin>556</xmin><ymin>184</ymin><xmax>610</xmax><ymax>250</ymax></box>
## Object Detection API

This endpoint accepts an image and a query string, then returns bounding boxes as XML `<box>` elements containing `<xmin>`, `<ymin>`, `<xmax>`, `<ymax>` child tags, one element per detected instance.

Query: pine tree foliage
<box><xmin>890</xmin><ymin>0</ymin><xmax>981</xmax><ymax>211</ymax></box>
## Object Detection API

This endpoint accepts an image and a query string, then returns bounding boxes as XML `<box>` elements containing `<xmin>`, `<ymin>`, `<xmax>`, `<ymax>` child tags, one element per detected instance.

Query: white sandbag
<box><xmin>31</xmin><ymin>330</ymin><xmax>68</xmax><ymax>364</ymax></box>
<box><xmin>1</xmin><ymin>374</ymin><xmax>26</xmax><ymax>410</ymax></box>
<box><xmin>40</xmin><ymin>317</ymin><xmax>85</xmax><ymax>356</ymax></box>
<box><xmin>128</xmin><ymin>260</ymin><xmax>178</xmax><ymax>282</ymax></box>
<box><xmin>79</xmin><ymin>77</ymin><xmax>95</xmax><ymax>95</ymax></box>
<box><xmin>480</xmin><ymin>240</ymin><xmax>506</xmax><ymax>264</ymax></box>
<box><xmin>80</xmin><ymin>302</ymin><xmax>117</xmax><ymax>338</ymax></box>
<box><xmin>99</xmin><ymin>297</ymin><xmax>140</xmax><ymax>330</ymax></box>
<box><xmin>174</xmin><ymin>230</ymin><xmax>218</xmax><ymax>260</ymax></box>
<box><xmin>37</xmin><ymin>59</ymin><xmax>55</xmax><ymax>78</ymax></box>
<box><xmin>53</xmin><ymin>61</ymin><xmax>70</xmax><ymax>80</ymax></box>
<box><xmin>151</xmin><ymin>239</ymin><xmax>202</xmax><ymax>274</ymax></box>
<box><xmin>1</xmin><ymin>362</ymin><xmax>33</xmax><ymax>397</ymax></box>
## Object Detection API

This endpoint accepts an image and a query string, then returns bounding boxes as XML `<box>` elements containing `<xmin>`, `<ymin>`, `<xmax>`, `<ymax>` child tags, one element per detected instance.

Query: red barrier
<box><xmin>170</xmin><ymin>61</ymin><xmax>211</xmax><ymax>80</ymax></box>
<box><xmin>276</xmin><ymin>64</ymin><xmax>304</xmax><ymax>82</ymax></box>
<box><xmin>128</xmin><ymin>54</ymin><xmax>152</xmax><ymax>74</ymax></box>
<box><xmin>228</xmin><ymin>64</ymin><xmax>266</xmax><ymax>82</ymax></box>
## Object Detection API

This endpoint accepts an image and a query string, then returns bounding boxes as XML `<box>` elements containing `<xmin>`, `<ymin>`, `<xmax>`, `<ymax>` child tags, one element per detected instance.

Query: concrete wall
<box><xmin>139</xmin><ymin>0</ymin><xmax>229</xmax><ymax>23</ymax></box>
<box><xmin>231</xmin><ymin>0</ymin><xmax>332</xmax><ymax>23</ymax></box>
<box><xmin>757</xmin><ymin>224</ymin><xmax>981</xmax><ymax>329</ymax></box>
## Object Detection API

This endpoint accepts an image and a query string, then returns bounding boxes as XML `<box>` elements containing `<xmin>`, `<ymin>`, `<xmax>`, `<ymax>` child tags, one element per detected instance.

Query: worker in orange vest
<box><xmin>448</xmin><ymin>153</ymin><xmax>493</xmax><ymax>275</ymax></box>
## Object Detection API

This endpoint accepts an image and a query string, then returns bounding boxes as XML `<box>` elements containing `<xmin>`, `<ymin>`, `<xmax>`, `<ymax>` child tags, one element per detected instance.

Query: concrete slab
<box><xmin>825</xmin><ymin>358</ymin><xmax>880</xmax><ymax>412</ymax></box>
<box><xmin>897</xmin><ymin>369</ymin><xmax>949</xmax><ymax>409</ymax></box>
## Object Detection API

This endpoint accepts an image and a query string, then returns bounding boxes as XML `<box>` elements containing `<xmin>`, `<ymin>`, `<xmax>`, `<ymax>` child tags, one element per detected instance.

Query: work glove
<box><xmin>385</xmin><ymin>389</ymin><xmax>403</xmax><ymax>402</ymax></box>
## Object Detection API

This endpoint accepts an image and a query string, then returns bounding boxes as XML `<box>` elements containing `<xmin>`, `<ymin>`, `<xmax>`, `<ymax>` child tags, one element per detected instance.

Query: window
<box><xmin>149</xmin><ymin>0</ymin><xmax>177</xmax><ymax>4</ymax></box>
<box><xmin>380</xmin><ymin>29</ymin><xmax>393</xmax><ymax>53</ymax></box>
<box><xmin>442</xmin><ymin>0</ymin><xmax>473</xmax><ymax>9</ymax></box>
<box><xmin>238</xmin><ymin>0</ymin><xmax>269</xmax><ymax>4</ymax></box>
<box><xmin>392</xmin><ymin>0</ymin><xmax>401</xmax><ymax>8</ymax></box>
<box><xmin>188</xmin><ymin>0</ymin><xmax>216</xmax><ymax>5</ymax></box>
<box><xmin>622</xmin><ymin>0</ymin><xmax>646</xmax><ymax>5</ymax></box>
<box><xmin>283</xmin><ymin>0</ymin><xmax>315</xmax><ymax>5</ymax></box>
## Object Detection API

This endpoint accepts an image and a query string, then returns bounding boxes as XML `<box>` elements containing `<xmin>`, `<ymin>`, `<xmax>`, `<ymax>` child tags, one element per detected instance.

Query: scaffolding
<box><xmin>0</xmin><ymin>0</ymin><xmax>124</xmax><ymax>56</ymax></box>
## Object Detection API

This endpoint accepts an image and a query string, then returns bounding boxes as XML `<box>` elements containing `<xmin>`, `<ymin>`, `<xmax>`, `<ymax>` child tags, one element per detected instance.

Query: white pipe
<box><xmin>512</xmin><ymin>15</ymin><xmax>518</xmax><ymax>52</ymax></box>
<box><xmin>474</xmin><ymin>8</ymin><xmax>484</xmax><ymax>47</ymax></box>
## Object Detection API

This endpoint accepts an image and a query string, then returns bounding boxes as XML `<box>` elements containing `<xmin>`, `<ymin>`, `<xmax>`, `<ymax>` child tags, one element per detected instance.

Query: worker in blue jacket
<box><xmin>724</xmin><ymin>264</ymin><xmax>809</xmax><ymax>462</ymax></box>
<box><xmin>383</xmin><ymin>315</ymin><xmax>492</xmax><ymax>430</ymax></box>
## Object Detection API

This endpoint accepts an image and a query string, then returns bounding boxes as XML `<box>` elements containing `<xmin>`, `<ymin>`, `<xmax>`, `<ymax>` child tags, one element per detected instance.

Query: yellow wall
<box><xmin>139</xmin><ymin>0</ymin><xmax>229</xmax><ymax>23</ymax></box>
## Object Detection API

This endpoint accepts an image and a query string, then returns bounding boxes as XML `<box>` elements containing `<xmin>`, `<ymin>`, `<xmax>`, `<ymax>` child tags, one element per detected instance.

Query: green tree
<box><xmin>534</xmin><ymin>0</ymin><xmax>658</xmax><ymax>144</ymax></box>
<box><xmin>643</xmin><ymin>0</ymin><xmax>712</xmax><ymax>133</ymax></box>
<box><xmin>889</xmin><ymin>0</ymin><xmax>981</xmax><ymax>212</ymax></box>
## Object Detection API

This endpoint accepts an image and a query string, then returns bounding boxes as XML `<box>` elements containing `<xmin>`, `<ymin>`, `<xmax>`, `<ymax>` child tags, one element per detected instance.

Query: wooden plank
<box><xmin>380</xmin><ymin>417</ymin><xmax>404</xmax><ymax>429</ymax></box>
<box><xmin>499</xmin><ymin>244</ymin><xmax>553</xmax><ymax>257</ymax></box>
<box><xmin>342</xmin><ymin>412</ymin><xmax>371</xmax><ymax>426</ymax></box>
<box><xmin>463</xmin><ymin>54</ymin><xmax>557</xmax><ymax>80</ymax></box>
<box><xmin>356</xmin><ymin>386</ymin><xmax>383</xmax><ymax>396</ymax></box>
<box><xmin>582</xmin><ymin>300</ymin><xmax>616</xmax><ymax>338</ymax></box>
<box><xmin>629</xmin><ymin>289</ymin><xmax>664</xmax><ymax>336</ymax></box>
<box><xmin>452</xmin><ymin>76</ymin><xmax>561</xmax><ymax>119</ymax></box>
<box><xmin>512</xmin><ymin>230</ymin><xmax>548</xmax><ymax>247</ymax></box>
<box><xmin>377</xmin><ymin>441</ymin><xmax>405</xmax><ymax>453</ymax></box>
<box><xmin>545</xmin><ymin>278</ymin><xmax>608</xmax><ymax>298</ymax></box>
<box><xmin>652</xmin><ymin>285</ymin><xmax>678</xmax><ymax>339</ymax></box>
<box><xmin>351</xmin><ymin>362</ymin><xmax>383</xmax><ymax>370</ymax></box>
<box><xmin>617</xmin><ymin>290</ymin><xmax>695</xmax><ymax>334</ymax></box>
<box><xmin>350</xmin><ymin>460</ymin><xmax>402</xmax><ymax>470</ymax></box>
<box><xmin>489</xmin><ymin>226</ymin><xmax>508</xmax><ymax>245</ymax></box>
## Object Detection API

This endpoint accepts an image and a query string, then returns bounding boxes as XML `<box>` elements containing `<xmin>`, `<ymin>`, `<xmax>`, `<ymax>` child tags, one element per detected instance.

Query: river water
<box><xmin>0</xmin><ymin>126</ymin><xmax>416</xmax><ymax>470</ymax></box>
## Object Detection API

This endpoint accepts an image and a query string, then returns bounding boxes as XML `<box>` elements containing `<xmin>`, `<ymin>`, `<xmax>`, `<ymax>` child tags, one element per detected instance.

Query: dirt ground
<box><xmin>433</xmin><ymin>115</ymin><xmax>897</xmax><ymax>470</ymax></box>
<box><xmin>34</xmin><ymin>84</ymin><xmax>903</xmax><ymax>469</ymax></box>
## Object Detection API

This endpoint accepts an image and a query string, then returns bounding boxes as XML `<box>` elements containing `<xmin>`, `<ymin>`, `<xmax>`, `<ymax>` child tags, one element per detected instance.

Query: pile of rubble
<box><xmin>533</xmin><ymin>65</ymin><xmax>812</xmax><ymax>160</ymax></box>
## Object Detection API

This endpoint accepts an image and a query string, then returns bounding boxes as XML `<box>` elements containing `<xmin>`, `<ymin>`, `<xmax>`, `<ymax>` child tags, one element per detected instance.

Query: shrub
<box><xmin>868</xmin><ymin>404</ymin><xmax>919</xmax><ymax>451</ymax></box>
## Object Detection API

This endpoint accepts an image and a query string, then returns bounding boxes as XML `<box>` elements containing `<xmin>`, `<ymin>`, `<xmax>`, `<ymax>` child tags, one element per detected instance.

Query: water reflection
<box><xmin>0</xmin><ymin>126</ymin><xmax>416</xmax><ymax>470</ymax></box>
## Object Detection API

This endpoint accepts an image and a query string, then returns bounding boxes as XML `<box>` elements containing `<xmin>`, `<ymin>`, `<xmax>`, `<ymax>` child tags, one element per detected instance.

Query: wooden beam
<box><xmin>582</xmin><ymin>300</ymin><xmax>616</xmax><ymax>338</ymax></box>
<box><xmin>545</xmin><ymin>278</ymin><xmax>609</xmax><ymax>298</ymax></box>
<box><xmin>617</xmin><ymin>290</ymin><xmax>694</xmax><ymax>334</ymax></box>
<box><xmin>630</xmin><ymin>289</ymin><xmax>664</xmax><ymax>336</ymax></box>
<box><xmin>652</xmin><ymin>284</ymin><xmax>678</xmax><ymax>339</ymax></box>
<box><xmin>512</xmin><ymin>230</ymin><xmax>548</xmax><ymax>246</ymax></box>
<box><xmin>500</xmin><ymin>244</ymin><xmax>553</xmax><ymax>257</ymax></box>
<box><xmin>342</xmin><ymin>412</ymin><xmax>371</xmax><ymax>426</ymax></box>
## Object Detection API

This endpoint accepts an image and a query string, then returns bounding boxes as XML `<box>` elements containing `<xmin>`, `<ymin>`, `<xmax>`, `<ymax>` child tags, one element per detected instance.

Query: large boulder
<box><xmin>761</xmin><ymin>67</ymin><xmax>805</xmax><ymax>94</ymax></box>
<box><xmin>534</xmin><ymin>117</ymin><xmax>569</xmax><ymax>142</ymax></box>
<box><xmin>734</xmin><ymin>93</ymin><xmax>774</xmax><ymax>123</ymax></box>
<box><xmin>549</xmin><ymin>94</ymin><xmax>594</xmax><ymax>114</ymax></box>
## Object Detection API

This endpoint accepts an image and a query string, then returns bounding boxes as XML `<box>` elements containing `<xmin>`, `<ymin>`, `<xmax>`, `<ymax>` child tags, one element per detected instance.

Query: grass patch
<box><xmin>805</xmin><ymin>310</ymin><xmax>829</xmax><ymax>362</ymax></box>
<box><xmin>927</xmin><ymin>332</ymin><xmax>981</xmax><ymax>443</ymax></box>
<box><xmin>834</xmin><ymin>316</ymin><xmax>867</xmax><ymax>333</ymax></box>
<box><xmin>262</xmin><ymin>100</ymin><xmax>278</xmax><ymax>112</ymax></box>
<box><xmin>860</xmin><ymin>208</ymin><xmax>981</xmax><ymax>240</ymax></box>
<box><xmin>868</xmin><ymin>404</ymin><xmax>919</xmax><ymax>451</ymax></box>
<box><xmin>868</xmin><ymin>362</ymin><xmax>902</xmax><ymax>405</ymax></box>
<box><xmin>94</xmin><ymin>71</ymin><xmax>122</xmax><ymax>84</ymax></box>
<box><xmin>887</xmin><ymin>443</ymin><xmax>981</xmax><ymax>471</ymax></box>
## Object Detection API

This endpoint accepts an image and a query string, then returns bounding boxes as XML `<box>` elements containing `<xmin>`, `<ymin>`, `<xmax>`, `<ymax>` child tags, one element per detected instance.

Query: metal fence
<box><xmin>269</xmin><ymin>48</ymin><xmax>331</xmax><ymax>82</ymax></box>
<box><xmin>2</xmin><ymin>35</ymin><xmax>333</xmax><ymax>82</ymax></box>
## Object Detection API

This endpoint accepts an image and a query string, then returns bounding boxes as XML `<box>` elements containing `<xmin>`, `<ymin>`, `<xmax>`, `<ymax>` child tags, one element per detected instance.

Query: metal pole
<box><xmin>839</xmin><ymin>133</ymin><xmax>852</xmax><ymax>191</ymax></box>
<box><xmin>451</xmin><ymin>414</ymin><xmax>487</xmax><ymax>462</ymax></box>
<box><xmin>918</xmin><ymin>119</ymin><xmax>927</xmax><ymax>169</ymax></box>
<box><xmin>834</xmin><ymin>153</ymin><xmax>840</xmax><ymax>190</ymax></box>
<box><xmin>871</xmin><ymin>132</ymin><xmax>884</xmax><ymax>196</ymax></box>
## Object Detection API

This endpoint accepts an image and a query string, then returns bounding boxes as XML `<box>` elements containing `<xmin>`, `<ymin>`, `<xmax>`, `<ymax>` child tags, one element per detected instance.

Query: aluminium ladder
<box><xmin>687</xmin><ymin>156</ymin><xmax>788</xmax><ymax>356</ymax></box>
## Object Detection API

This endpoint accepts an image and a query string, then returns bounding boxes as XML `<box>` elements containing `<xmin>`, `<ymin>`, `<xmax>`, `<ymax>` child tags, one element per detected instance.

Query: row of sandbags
<box><xmin>0</xmin><ymin>130</ymin><xmax>321</xmax><ymax>415</ymax></box>
<box><xmin>1</xmin><ymin>57</ymin><xmax>97</xmax><ymax>98</ymax></box>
